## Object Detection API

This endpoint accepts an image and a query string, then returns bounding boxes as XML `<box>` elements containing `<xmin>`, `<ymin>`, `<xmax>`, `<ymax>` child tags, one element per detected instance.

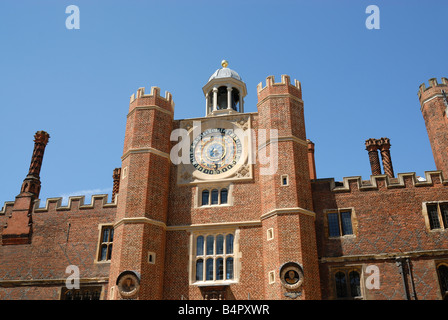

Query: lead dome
<box><xmin>202</xmin><ymin>60</ymin><xmax>247</xmax><ymax>116</ymax></box>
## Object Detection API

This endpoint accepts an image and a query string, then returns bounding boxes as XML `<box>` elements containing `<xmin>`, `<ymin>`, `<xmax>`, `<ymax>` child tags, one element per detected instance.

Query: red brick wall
<box><xmin>108</xmin><ymin>87</ymin><xmax>173</xmax><ymax>300</ymax></box>
<box><xmin>256</xmin><ymin>75</ymin><xmax>320</xmax><ymax>299</ymax></box>
<box><xmin>0</xmin><ymin>196</ymin><xmax>116</xmax><ymax>299</ymax></box>
<box><xmin>313</xmin><ymin>173</ymin><xmax>448</xmax><ymax>299</ymax></box>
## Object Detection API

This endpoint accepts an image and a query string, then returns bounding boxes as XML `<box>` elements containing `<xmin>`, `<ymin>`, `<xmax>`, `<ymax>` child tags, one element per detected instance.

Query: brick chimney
<box><xmin>307</xmin><ymin>139</ymin><xmax>317</xmax><ymax>180</ymax></box>
<box><xmin>378</xmin><ymin>137</ymin><xmax>394</xmax><ymax>178</ymax></box>
<box><xmin>112</xmin><ymin>167</ymin><xmax>121</xmax><ymax>202</ymax></box>
<box><xmin>365</xmin><ymin>138</ymin><xmax>382</xmax><ymax>175</ymax></box>
<box><xmin>2</xmin><ymin>131</ymin><xmax>50</xmax><ymax>245</ymax></box>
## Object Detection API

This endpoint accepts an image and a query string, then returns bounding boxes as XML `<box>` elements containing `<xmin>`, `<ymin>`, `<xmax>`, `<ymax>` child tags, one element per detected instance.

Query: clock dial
<box><xmin>190</xmin><ymin>128</ymin><xmax>242</xmax><ymax>175</ymax></box>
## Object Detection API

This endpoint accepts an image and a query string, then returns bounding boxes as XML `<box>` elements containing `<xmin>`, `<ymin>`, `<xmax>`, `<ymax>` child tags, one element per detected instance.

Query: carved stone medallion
<box><xmin>117</xmin><ymin>271</ymin><xmax>140</xmax><ymax>299</ymax></box>
<box><xmin>279</xmin><ymin>262</ymin><xmax>304</xmax><ymax>290</ymax></box>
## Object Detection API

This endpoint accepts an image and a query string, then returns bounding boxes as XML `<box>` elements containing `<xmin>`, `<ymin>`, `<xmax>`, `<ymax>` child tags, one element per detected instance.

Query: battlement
<box><xmin>0</xmin><ymin>201</ymin><xmax>15</xmax><ymax>215</ymax></box>
<box><xmin>418</xmin><ymin>77</ymin><xmax>448</xmax><ymax>101</ymax></box>
<box><xmin>129</xmin><ymin>86</ymin><xmax>174</xmax><ymax>112</ymax></box>
<box><xmin>1</xmin><ymin>194</ymin><xmax>117</xmax><ymax>216</ymax></box>
<box><xmin>33</xmin><ymin>194</ymin><xmax>117</xmax><ymax>213</ymax></box>
<box><xmin>257</xmin><ymin>74</ymin><xmax>301</xmax><ymax>93</ymax></box>
<box><xmin>312</xmin><ymin>170</ymin><xmax>448</xmax><ymax>193</ymax></box>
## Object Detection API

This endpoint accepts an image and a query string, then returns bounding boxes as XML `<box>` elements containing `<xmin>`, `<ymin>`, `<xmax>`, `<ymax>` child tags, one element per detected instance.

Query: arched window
<box><xmin>200</xmin><ymin>187</ymin><xmax>230</xmax><ymax>206</ymax></box>
<box><xmin>194</xmin><ymin>233</ymin><xmax>236</xmax><ymax>283</ymax></box>
<box><xmin>438</xmin><ymin>264</ymin><xmax>448</xmax><ymax>299</ymax></box>
<box><xmin>206</xmin><ymin>235</ymin><xmax>214</xmax><ymax>255</ymax></box>
<box><xmin>220</xmin><ymin>189</ymin><xmax>228</xmax><ymax>204</ymax></box>
<box><xmin>196</xmin><ymin>236</ymin><xmax>204</xmax><ymax>256</ymax></box>
<box><xmin>202</xmin><ymin>190</ymin><xmax>209</xmax><ymax>206</ymax></box>
<box><xmin>211</xmin><ymin>189</ymin><xmax>219</xmax><ymax>205</ymax></box>
<box><xmin>196</xmin><ymin>259</ymin><xmax>204</xmax><ymax>281</ymax></box>
<box><xmin>216</xmin><ymin>234</ymin><xmax>224</xmax><ymax>255</ymax></box>
<box><xmin>334</xmin><ymin>269</ymin><xmax>363</xmax><ymax>299</ymax></box>
<box><xmin>335</xmin><ymin>271</ymin><xmax>347</xmax><ymax>298</ymax></box>
<box><xmin>226</xmin><ymin>234</ymin><xmax>234</xmax><ymax>254</ymax></box>
<box><xmin>349</xmin><ymin>271</ymin><xmax>361</xmax><ymax>297</ymax></box>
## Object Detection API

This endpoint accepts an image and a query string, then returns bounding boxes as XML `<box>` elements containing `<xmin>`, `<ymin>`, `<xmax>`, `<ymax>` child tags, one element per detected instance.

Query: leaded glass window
<box><xmin>333</xmin><ymin>268</ymin><xmax>363</xmax><ymax>300</ymax></box>
<box><xmin>328</xmin><ymin>213</ymin><xmax>340</xmax><ymax>237</ymax></box>
<box><xmin>327</xmin><ymin>210</ymin><xmax>354</xmax><ymax>237</ymax></box>
<box><xmin>194</xmin><ymin>232</ymin><xmax>235</xmax><ymax>283</ymax></box>
<box><xmin>98</xmin><ymin>226</ymin><xmax>113</xmax><ymax>261</ymax></box>
<box><xmin>437</xmin><ymin>264</ymin><xmax>448</xmax><ymax>299</ymax></box>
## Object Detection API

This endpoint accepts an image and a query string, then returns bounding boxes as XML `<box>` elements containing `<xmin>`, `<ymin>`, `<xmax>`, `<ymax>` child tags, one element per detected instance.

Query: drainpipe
<box><xmin>396</xmin><ymin>258</ymin><xmax>410</xmax><ymax>300</ymax></box>
<box><xmin>406</xmin><ymin>258</ymin><xmax>417</xmax><ymax>300</ymax></box>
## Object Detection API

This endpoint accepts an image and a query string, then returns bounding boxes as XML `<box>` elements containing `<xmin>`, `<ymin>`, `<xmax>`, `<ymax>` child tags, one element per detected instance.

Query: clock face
<box><xmin>190</xmin><ymin>128</ymin><xmax>242</xmax><ymax>175</ymax></box>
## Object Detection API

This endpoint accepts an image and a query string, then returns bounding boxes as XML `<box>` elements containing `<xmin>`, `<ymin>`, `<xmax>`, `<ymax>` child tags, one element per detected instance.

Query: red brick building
<box><xmin>1</xmin><ymin>62</ymin><xmax>448</xmax><ymax>300</ymax></box>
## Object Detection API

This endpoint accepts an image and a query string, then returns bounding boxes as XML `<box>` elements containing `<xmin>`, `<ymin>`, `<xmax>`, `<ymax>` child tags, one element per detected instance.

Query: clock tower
<box><xmin>108</xmin><ymin>60</ymin><xmax>320</xmax><ymax>300</ymax></box>
<box><xmin>177</xmin><ymin>60</ymin><xmax>253</xmax><ymax>186</ymax></box>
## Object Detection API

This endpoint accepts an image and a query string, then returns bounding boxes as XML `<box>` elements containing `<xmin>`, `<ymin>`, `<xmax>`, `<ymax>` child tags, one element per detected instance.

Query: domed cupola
<box><xmin>202</xmin><ymin>60</ymin><xmax>247</xmax><ymax>116</ymax></box>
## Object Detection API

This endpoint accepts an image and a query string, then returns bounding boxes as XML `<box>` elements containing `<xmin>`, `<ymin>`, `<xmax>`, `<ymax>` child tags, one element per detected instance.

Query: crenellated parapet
<box><xmin>32</xmin><ymin>194</ymin><xmax>117</xmax><ymax>213</ymax></box>
<box><xmin>0</xmin><ymin>201</ymin><xmax>15</xmax><ymax>216</ymax></box>
<box><xmin>129</xmin><ymin>86</ymin><xmax>174</xmax><ymax>114</ymax></box>
<box><xmin>418</xmin><ymin>77</ymin><xmax>448</xmax><ymax>107</ymax></box>
<box><xmin>312</xmin><ymin>171</ymin><xmax>448</xmax><ymax>193</ymax></box>
<box><xmin>257</xmin><ymin>75</ymin><xmax>302</xmax><ymax>103</ymax></box>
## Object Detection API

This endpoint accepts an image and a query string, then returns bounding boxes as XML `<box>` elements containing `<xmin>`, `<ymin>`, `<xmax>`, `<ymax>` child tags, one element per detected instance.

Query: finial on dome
<box><xmin>221</xmin><ymin>60</ymin><xmax>228</xmax><ymax>68</ymax></box>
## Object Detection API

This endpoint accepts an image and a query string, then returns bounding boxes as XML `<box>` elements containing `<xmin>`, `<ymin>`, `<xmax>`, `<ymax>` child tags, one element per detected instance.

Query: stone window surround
<box><xmin>323</xmin><ymin>207</ymin><xmax>357</xmax><ymax>239</ymax></box>
<box><xmin>328</xmin><ymin>265</ymin><xmax>364</xmax><ymax>300</ymax></box>
<box><xmin>188</xmin><ymin>227</ymin><xmax>241</xmax><ymax>286</ymax></box>
<box><xmin>422</xmin><ymin>201</ymin><xmax>448</xmax><ymax>232</ymax></box>
<box><xmin>94</xmin><ymin>224</ymin><xmax>114</xmax><ymax>264</ymax></box>
<box><xmin>195</xmin><ymin>182</ymin><xmax>234</xmax><ymax>208</ymax></box>
<box><xmin>435</xmin><ymin>260</ymin><xmax>448</xmax><ymax>300</ymax></box>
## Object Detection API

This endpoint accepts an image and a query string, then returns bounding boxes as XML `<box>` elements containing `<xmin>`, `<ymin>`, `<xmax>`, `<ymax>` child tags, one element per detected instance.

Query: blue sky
<box><xmin>0</xmin><ymin>0</ymin><xmax>447</xmax><ymax>206</ymax></box>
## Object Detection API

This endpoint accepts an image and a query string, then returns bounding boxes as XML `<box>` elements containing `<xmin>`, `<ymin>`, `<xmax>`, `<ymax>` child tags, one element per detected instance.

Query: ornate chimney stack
<box><xmin>365</xmin><ymin>138</ymin><xmax>382</xmax><ymax>176</ymax></box>
<box><xmin>2</xmin><ymin>131</ymin><xmax>50</xmax><ymax>245</ymax></box>
<box><xmin>378</xmin><ymin>137</ymin><xmax>394</xmax><ymax>178</ymax></box>
<box><xmin>307</xmin><ymin>139</ymin><xmax>317</xmax><ymax>180</ymax></box>
<box><xmin>112</xmin><ymin>168</ymin><xmax>121</xmax><ymax>202</ymax></box>
<box><xmin>20</xmin><ymin>131</ymin><xmax>50</xmax><ymax>198</ymax></box>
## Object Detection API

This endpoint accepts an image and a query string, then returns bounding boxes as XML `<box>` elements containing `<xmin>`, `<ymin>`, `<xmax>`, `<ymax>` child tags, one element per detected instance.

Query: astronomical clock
<box><xmin>177</xmin><ymin>115</ymin><xmax>253</xmax><ymax>185</ymax></box>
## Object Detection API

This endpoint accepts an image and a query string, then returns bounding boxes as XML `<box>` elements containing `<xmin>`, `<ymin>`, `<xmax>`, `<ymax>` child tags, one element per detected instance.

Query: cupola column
<box><xmin>205</xmin><ymin>92</ymin><xmax>210</xmax><ymax>115</ymax></box>
<box><xmin>227</xmin><ymin>86</ymin><xmax>233</xmax><ymax>110</ymax></box>
<box><xmin>212</xmin><ymin>86</ymin><xmax>218</xmax><ymax>111</ymax></box>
